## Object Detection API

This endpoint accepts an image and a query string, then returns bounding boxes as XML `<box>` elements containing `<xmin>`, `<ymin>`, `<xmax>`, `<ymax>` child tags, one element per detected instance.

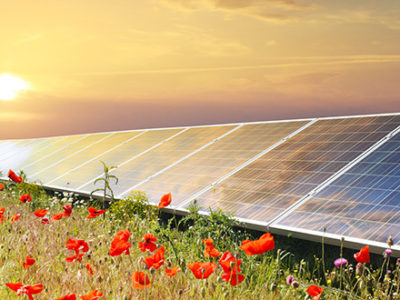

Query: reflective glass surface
<box><xmin>107</xmin><ymin>125</ymin><xmax>236</xmax><ymax>196</ymax></box>
<box><xmin>26</xmin><ymin>134</ymin><xmax>109</xmax><ymax>182</ymax></box>
<box><xmin>134</xmin><ymin>121</ymin><xmax>307</xmax><ymax>205</ymax></box>
<box><xmin>47</xmin><ymin>131</ymin><xmax>144</xmax><ymax>188</ymax></box>
<box><xmin>192</xmin><ymin>116</ymin><xmax>400</xmax><ymax>224</ymax></box>
<box><xmin>277</xmin><ymin>129</ymin><xmax>400</xmax><ymax>246</ymax></box>
<box><xmin>74</xmin><ymin>128</ymin><xmax>183</xmax><ymax>192</ymax></box>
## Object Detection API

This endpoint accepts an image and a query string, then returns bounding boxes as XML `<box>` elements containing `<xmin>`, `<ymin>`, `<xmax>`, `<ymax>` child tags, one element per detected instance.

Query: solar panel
<box><xmin>132</xmin><ymin>121</ymin><xmax>308</xmax><ymax>205</ymax></box>
<box><xmin>0</xmin><ymin>139</ymin><xmax>39</xmax><ymax>166</ymax></box>
<box><xmin>72</xmin><ymin>128</ymin><xmax>184</xmax><ymax>193</ymax></box>
<box><xmin>25</xmin><ymin>134</ymin><xmax>110</xmax><ymax>182</ymax></box>
<box><xmin>93</xmin><ymin>125</ymin><xmax>238</xmax><ymax>197</ymax></box>
<box><xmin>275</xmin><ymin>128</ymin><xmax>400</xmax><ymax>247</ymax></box>
<box><xmin>0</xmin><ymin>137</ymin><xmax>65</xmax><ymax>171</ymax></box>
<box><xmin>45</xmin><ymin>131</ymin><xmax>145</xmax><ymax>189</ymax></box>
<box><xmin>190</xmin><ymin>116</ymin><xmax>400</xmax><ymax>225</ymax></box>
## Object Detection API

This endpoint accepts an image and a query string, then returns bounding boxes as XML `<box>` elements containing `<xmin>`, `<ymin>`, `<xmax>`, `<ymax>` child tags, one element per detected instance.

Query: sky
<box><xmin>1</xmin><ymin>0</ymin><xmax>400</xmax><ymax>139</ymax></box>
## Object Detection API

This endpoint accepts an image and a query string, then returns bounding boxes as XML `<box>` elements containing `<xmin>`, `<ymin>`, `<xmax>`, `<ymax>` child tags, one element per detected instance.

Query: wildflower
<box><xmin>20</xmin><ymin>193</ymin><xmax>32</xmax><ymax>203</ymax></box>
<box><xmin>384</xmin><ymin>249</ymin><xmax>392</xmax><ymax>258</ymax></box>
<box><xmin>138</xmin><ymin>234</ymin><xmax>157</xmax><ymax>252</ymax></box>
<box><xmin>158</xmin><ymin>192</ymin><xmax>172</xmax><ymax>208</ymax></box>
<box><xmin>56</xmin><ymin>294</ymin><xmax>76</xmax><ymax>300</ymax></box>
<box><xmin>0</xmin><ymin>183</ymin><xmax>4</xmax><ymax>191</ymax></box>
<box><xmin>41</xmin><ymin>218</ymin><xmax>49</xmax><ymax>224</ymax></box>
<box><xmin>132</xmin><ymin>271</ymin><xmax>151</xmax><ymax>289</ymax></box>
<box><xmin>66</xmin><ymin>239</ymin><xmax>89</xmax><ymax>262</ymax></box>
<box><xmin>80</xmin><ymin>289</ymin><xmax>103</xmax><ymax>300</ymax></box>
<box><xmin>0</xmin><ymin>207</ymin><xmax>5</xmax><ymax>223</ymax></box>
<box><xmin>165</xmin><ymin>267</ymin><xmax>181</xmax><ymax>278</ymax></box>
<box><xmin>187</xmin><ymin>262</ymin><xmax>217</xmax><ymax>279</ymax></box>
<box><xmin>23</xmin><ymin>256</ymin><xmax>35</xmax><ymax>269</ymax></box>
<box><xmin>334</xmin><ymin>258</ymin><xmax>348</xmax><ymax>267</ymax></box>
<box><xmin>86</xmin><ymin>263</ymin><xmax>94</xmax><ymax>276</ymax></box>
<box><xmin>6</xmin><ymin>283</ymin><xmax>43</xmax><ymax>300</ymax></box>
<box><xmin>354</xmin><ymin>245</ymin><xmax>370</xmax><ymax>263</ymax></box>
<box><xmin>355</xmin><ymin>262</ymin><xmax>364</xmax><ymax>276</ymax></box>
<box><xmin>109</xmin><ymin>229</ymin><xmax>131</xmax><ymax>256</ymax></box>
<box><xmin>240</xmin><ymin>232</ymin><xmax>275</xmax><ymax>255</ymax></box>
<box><xmin>202</xmin><ymin>238</ymin><xmax>221</xmax><ymax>258</ymax></box>
<box><xmin>286</xmin><ymin>275</ymin><xmax>295</xmax><ymax>285</ymax></box>
<box><xmin>8</xmin><ymin>169</ymin><xmax>22</xmax><ymax>183</ymax></box>
<box><xmin>306</xmin><ymin>285</ymin><xmax>323</xmax><ymax>300</ymax></box>
<box><xmin>87</xmin><ymin>207</ymin><xmax>105</xmax><ymax>219</ymax></box>
<box><xmin>52</xmin><ymin>213</ymin><xmax>64</xmax><ymax>221</ymax></box>
<box><xmin>143</xmin><ymin>246</ymin><xmax>165</xmax><ymax>270</ymax></box>
<box><xmin>218</xmin><ymin>251</ymin><xmax>245</xmax><ymax>286</ymax></box>
<box><xmin>63</xmin><ymin>205</ymin><xmax>72</xmax><ymax>217</ymax></box>
<box><xmin>34</xmin><ymin>209</ymin><xmax>47</xmax><ymax>218</ymax></box>
<box><xmin>10</xmin><ymin>214</ymin><xmax>21</xmax><ymax>224</ymax></box>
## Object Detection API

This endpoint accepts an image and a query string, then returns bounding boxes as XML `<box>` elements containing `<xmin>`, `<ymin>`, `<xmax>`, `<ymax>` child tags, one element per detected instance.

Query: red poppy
<box><xmin>20</xmin><ymin>193</ymin><xmax>32</xmax><ymax>203</ymax></box>
<box><xmin>63</xmin><ymin>205</ymin><xmax>72</xmax><ymax>217</ymax></box>
<box><xmin>86</xmin><ymin>263</ymin><xmax>94</xmax><ymax>276</ymax></box>
<box><xmin>138</xmin><ymin>234</ymin><xmax>157</xmax><ymax>252</ymax></box>
<box><xmin>52</xmin><ymin>213</ymin><xmax>64</xmax><ymax>221</ymax></box>
<box><xmin>165</xmin><ymin>266</ymin><xmax>181</xmax><ymax>278</ymax></box>
<box><xmin>0</xmin><ymin>207</ymin><xmax>5</xmax><ymax>223</ymax></box>
<box><xmin>10</xmin><ymin>214</ymin><xmax>21</xmax><ymax>224</ymax></box>
<box><xmin>23</xmin><ymin>256</ymin><xmax>36</xmax><ymax>269</ymax></box>
<box><xmin>132</xmin><ymin>271</ymin><xmax>151</xmax><ymax>289</ymax></box>
<box><xmin>158</xmin><ymin>192</ymin><xmax>172</xmax><ymax>208</ymax></box>
<box><xmin>34</xmin><ymin>209</ymin><xmax>47</xmax><ymax>218</ymax></box>
<box><xmin>6</xmin><ymin>283</ymin><xmax>43</xmax><ymax>300</ymax></box>
<box><xmin>0</xmin><ymin>183</ymin><xmax>4</xmax><ymax>191</ymax></box>
<box><xmin>66</xmin><ymin>239</ymin><xmax>89</xmax><ymax>254</ymax></box>
<box><xmin>41</xmin><ymin>218</ymin><xmax>49</xmax><ymax>224</ymax></box>
<box><xmin>66</xmin><ymin>253</ymin><xmax>85</xmax><ymax>263</ymax></box>
<box><xmin>80</xmin><ymin>289</ymin><xmax>103</xmax><ymax>300</ymax></box>
<box><xmin>187</xmin><ymin>262</ymin><xmax>217</xmax><ymax>279</ymax></box>
<box><xmin>143</xmin><ymin>246</ymin><xmax>165</xmax><ymax>270</ymax></box>
<box><xmin>87</xmin><ymin>207</ymin><xmax>105</xmax><ymax>219</ymax></box>
<box><xmin>202</xmin><ymin>238</ymin><xmax>221</xmax><ymax>258</ymax></box>
<box><xmin>56</xmin><ymin>294</ymin><xmax>76</xmax><ymax>300</ymax></box>
<box><xmin>307</xmin><ymin>285</ymin><xmax>324</xmax><ymax>299</ymax></box>
<box><xmin>109</xmin><ymin>229</ymin><xmax>130</xmax><ymax>256</ymax></box>
<box><xmin>240</xmin><ymin>232</ymin><xmax>275</xmax><ymax>256</ymax></box>
<box><xmin>8</xmin><ymin>169</ymin><xmax>22</xmax><ymax>183</ymax></box>
<box><xmin>354</xmin><ymin>245</ymin><xmax>370</xmax><ymax>263</ymax></box>
<box><xmin>66</xmin><ymin>239</ymin><xmax>89</xmax><ymax>262</ymax></box>
<box><xmin>219</xmin><ymin>251</ymin><xmax>245</xmax><ymax>286</ymax></box>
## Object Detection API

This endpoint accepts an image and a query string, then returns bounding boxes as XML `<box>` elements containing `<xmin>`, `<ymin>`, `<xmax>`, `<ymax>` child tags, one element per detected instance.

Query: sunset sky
<box><xmin>1</xmin><ymin>0</ymin><xmax>400</xmax><ymax>139</ymax></box>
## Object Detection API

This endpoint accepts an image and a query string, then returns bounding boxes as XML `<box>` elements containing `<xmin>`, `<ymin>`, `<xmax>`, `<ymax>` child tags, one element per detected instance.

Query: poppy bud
<box><xmin>291</xmin><ymin>281</ymin><xmax>299</xmax><ymax>288</ymax></box>
<box><xmin>201</xmin><ymin>268</ymin><xmax>206</xmax><ymax>274</ymax></box>
<box><xmin>270</xmin><ymin>282</ymin><xmax>277</xmax><ymax>291</ymax></box>
<box><xmin>356</xmin><ymin>263</ymin><xmax>363</xmax><ymax>276</ymax></box>
<box><xmin>167</xmin><ymin>261</ymin><xmax>172</xmax><ymax>268</ymax></box>
<box><xmin>230</xmin><ymin>261</ymin><xmax>236</xmax><ymax>268</ymax></box>
<box><xmin>178</xmin><ymin>289</ymin><xmax>184</xmax><ymax>295</ymax></box>
<box><xmin>150</xmin><ymin>267</ymin><xmax>156</xmax><ymax>274</ymax></box>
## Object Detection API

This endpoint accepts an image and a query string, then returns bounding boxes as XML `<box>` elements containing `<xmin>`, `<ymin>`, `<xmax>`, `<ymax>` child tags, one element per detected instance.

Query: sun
<box><xmin>0</xmin><ymin>73</ymin><xmax>30</xmax><ymax>101</ymax></box>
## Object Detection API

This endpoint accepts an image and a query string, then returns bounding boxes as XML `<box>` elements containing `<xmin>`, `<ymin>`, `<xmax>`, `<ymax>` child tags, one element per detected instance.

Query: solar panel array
<box><xmin>1</xmin><ymin>113</ymin><xmax>400</xmax><ymax>253</ymax></box>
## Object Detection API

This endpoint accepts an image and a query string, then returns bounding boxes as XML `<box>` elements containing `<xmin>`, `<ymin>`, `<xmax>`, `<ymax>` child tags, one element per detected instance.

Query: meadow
<box><xmin>0</xmin><ymin>170</ymin><xmax>399</xmax><ymax>299</ymax></box>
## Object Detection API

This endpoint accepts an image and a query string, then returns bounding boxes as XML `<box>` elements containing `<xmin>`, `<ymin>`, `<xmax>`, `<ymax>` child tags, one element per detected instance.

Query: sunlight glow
<box><xmin>0</xmin><ymin>73</ymin><xmax>30</xmax><ymax>100</ymax></box>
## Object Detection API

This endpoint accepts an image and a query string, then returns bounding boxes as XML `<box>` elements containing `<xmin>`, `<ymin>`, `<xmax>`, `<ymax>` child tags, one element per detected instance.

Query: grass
<box><xmin>0</xmin><ymin>180</ymin><xmax>399</xmax><ymax>299</ymax></box>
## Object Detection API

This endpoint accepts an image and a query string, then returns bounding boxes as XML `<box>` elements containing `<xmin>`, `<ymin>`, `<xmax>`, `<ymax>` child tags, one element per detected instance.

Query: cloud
<box><xmin>161</xmin><ymin>0</ymin><xmax>311</xmax><ymax>22</ymax></box>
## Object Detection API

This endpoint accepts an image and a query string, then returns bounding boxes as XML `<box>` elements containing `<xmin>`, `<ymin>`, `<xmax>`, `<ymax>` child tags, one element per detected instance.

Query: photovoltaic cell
<box><xmin>103</xmin><ymin>125</ymin><xmax>237</xmax><ymax>197</ymax></box>
<box><xmin>276</xmin><ymin>129</ymin><xmax>400</xmax><ymax>246</ymax></box>
<box><xmin>73</xmin><ymin>128</ymin><xmax>184</xmax><ymax>193</ymax></box>
<box><xmin>46</xmin><ymin>131</ymin><xmax>144</xmax><ymax>188</ymax></box>
<box><xmin>191</xmin><ymin>116</ymin><xmax>400</xmax><ymax>224</ymax></box>
<box><xmin>133</xmin><ymin>121</ymin><xmax>307</xmax><ymax>205</ymax></box>
<box><xmin>0</xmin><ymin>137</ymin><xmax>65</xmax><ymax>171</ymax></box>
<box><xmin>25</xmin><ymin>134</ymin><xmax>110</xmax><ymax>182</ymax></box>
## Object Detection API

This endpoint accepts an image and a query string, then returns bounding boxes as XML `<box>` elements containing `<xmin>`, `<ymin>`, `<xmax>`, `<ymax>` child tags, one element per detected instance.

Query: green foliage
<box><xmin>109</xmin><ymin>190</ymin><xmax>157</xmax><ymax>224</ymax></box>
<box><xmin>90</xmin><ymin>161</ymin><xmax>118</xmax><ymax>209</ymax></box>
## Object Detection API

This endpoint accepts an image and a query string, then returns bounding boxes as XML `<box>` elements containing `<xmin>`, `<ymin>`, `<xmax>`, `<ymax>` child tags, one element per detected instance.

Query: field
<box><xmin>0</xmin><ymin>177</ymin><xmax>399</xmax><ymax>299</ymax></box>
